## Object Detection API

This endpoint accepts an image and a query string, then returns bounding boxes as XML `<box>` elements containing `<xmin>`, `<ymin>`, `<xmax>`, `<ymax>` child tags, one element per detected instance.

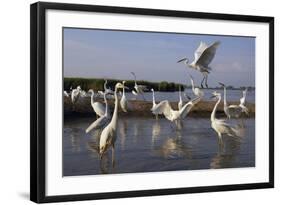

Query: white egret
<box><xmin>219</xmin><ymin>83</ymin><xmax>248</xmax><ymax>118</ymax></box>
<box><xmin>151</xmin><ymin>88</ymin><xmax>161</xmax><ymax>119</ymax></box>
<box><xmin>190</xmin><ymin>75</ymin><xmax>204</xmax><ymax>97</ymax></box>
<box><xmin>178</xmin><ymin>86</ymin><xmax>183</xmax><ymax>110</ymax></box>
<box><xmin>239</xmin><ymin>88</ymin><xmax>249</xmax><ymax>115</ymax></box>
<box><xmin>210</xmin><ymin>91</ymin><xmax>239</xmax><ymax>143</ymax></box>
<box><xmin>131</xmin><ymin>72</ymin><xmax>147</xmax><ymax>100</ymax></box>
<box><xmin>85</xmin><ymin>93</ymin><xmax>110</xmax><ymax>133</ymax></box>
<box><xmin>71</xmin><ymin>85</ymin><xmax>81</xmax><ymax>104</ymax></box>
<box><xmin>88</xmin><ymin>89</ymin><xmax>106</xmax><ymax>118</ymax></box>
<box><xmin>178</xmin><ymin>41</ymin><xmax>220</xmax><ymax>88</ymax></box>
<box><xmin>152</xmin><ymin>96</ymin><xmax>201</xmax><ymax>128</ymax></box>
<box><xmin>120</xmin><ymin>81</ymin><xmax>128</xmax><ymax>112</ymax></box>
<box><xmin>99</xmin><ymin>82</ymin><xmax>126</xmax><ymax>163</ymax></box>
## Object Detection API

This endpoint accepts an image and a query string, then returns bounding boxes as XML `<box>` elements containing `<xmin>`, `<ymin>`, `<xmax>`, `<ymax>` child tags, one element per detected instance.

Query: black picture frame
<box><xmin>30</xmin><ymin>1</ymin><xmax>274</xmax><ymax>203</ymax></box>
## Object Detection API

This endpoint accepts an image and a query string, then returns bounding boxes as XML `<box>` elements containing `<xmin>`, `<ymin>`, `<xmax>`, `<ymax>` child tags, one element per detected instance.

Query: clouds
<box><xmin>64</xmin><ymin>28</ymin><xmax>255</xmax><ymax>87</ymax></box>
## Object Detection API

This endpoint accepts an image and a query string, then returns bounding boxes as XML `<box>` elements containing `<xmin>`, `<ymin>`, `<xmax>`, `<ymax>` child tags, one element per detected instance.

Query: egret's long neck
<box><xmin>191</xmin><ymin>78</ymin><xmax>195</xmax><ymax>93</ymax></box>
<box><xmin>211</xmin><ymin>96</ymin><xmax>221</xmax><ymax>122</ymax></box>
<box><xmin>90</xmin><ymin>92</ymin><xmax>95</xmax><ymax>107</ymax></box>
<box><xmin>223</xmin><ymin>87</ymin><xmax>227</xmax><ymax>106</ymax></box>
<box><xmin>104</xmin><ymin>81</ymin><xmax>107</xmax><ymax>91</ymax></box>
<box><xmin>111</xmin><ymin>86</ymin><xmax>119</xmax><ymax>129</ymax></box>
<box><xmin>179</xmin><ymin>88</ymin><xmax>182</xmax><ymax>101</ymax></box>
<box><xmin>104</xmin><ymin>94</ymin><xmax>108</xmax><ymax>116</ymax></box>
<box><xmin>152</xmin><ymin>90</ymin><xmax>156</xmax><ymax>106</ymax></box>
<box><xmin>122</xmin><ymin>83</ymin><xmax>125</xmax><ymax>97</ymax></box>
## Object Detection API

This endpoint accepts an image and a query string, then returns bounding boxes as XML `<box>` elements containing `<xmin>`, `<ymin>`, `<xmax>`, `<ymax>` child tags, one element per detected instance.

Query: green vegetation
<box><xmin>64</xmin><ymin>77</ymin><xmax>185</xmax><ymax>92</ymax></box>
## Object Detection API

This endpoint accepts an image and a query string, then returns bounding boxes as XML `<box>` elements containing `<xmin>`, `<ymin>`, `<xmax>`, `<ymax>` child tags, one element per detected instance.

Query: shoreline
<box><xmin>64</xmin><ymin>96</ymin><xmax>255</xmax><ymax>118</ymax></box>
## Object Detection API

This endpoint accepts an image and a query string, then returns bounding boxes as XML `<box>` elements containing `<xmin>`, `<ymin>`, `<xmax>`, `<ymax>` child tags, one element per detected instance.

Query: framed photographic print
<box><xmin>30</xmin><ymin>2</ymin><xmax>274</xmax><ymax>203</ymax></box>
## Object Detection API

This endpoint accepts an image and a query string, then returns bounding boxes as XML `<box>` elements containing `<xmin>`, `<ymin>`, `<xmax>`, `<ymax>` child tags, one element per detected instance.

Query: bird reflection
<box><xmin>119</xmin><ymin>120</ymin><xmax>128</xmax><ymax>150</ymax></box>
<box><xmin>68</xmin><ymin>127</ymin><xmax>82</xmax><ymax>152</ymax></box>
<box><xmin>156</xmin><ymin>131</ymin><xmax>192</xmax><ymax>160</ymax></box>
<box><xmin>151</xmin><ymin>121</ymin><xmax>161</xmax><ymax>148</ymax></box>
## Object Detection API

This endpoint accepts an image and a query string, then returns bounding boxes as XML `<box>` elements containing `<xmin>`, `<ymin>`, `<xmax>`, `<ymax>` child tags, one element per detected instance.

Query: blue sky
<box><xmin>63</xmin><ymin>28</ymin><xmax>255</xmax><ymax>87</ymax></box>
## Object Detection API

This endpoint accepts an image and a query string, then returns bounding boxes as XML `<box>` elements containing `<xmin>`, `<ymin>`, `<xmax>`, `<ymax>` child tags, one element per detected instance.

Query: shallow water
<box><xmin>63</xmin><ymin>116</ymin><xmax>255</xmax><ymax>176</ymax></box>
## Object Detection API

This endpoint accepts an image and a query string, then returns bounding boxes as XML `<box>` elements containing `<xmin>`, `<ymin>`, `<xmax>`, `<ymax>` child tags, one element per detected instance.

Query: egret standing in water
<box><xmin>152</xmin><ymin>96</ymin><xmax>201</xmax><ymax>129</ymax></box>
<box><xmin>120</xmin><ymin>81</ymin><xmax>128</xmax><ymax>112</ymax></box>
<box><xmin>151</xmin><ymin>88</ymin><xmax>161</xmax><ymax>119</ymax></box>
<box><xmin>178</xmin><ymin>41</ymin><xmax>220</xmax><ymax>88</ymax></box>
<box><xmin>71</xmin><ymin>85</ymin><xmax>81</xmax><ymax>104</ymax></box>
<box><xmin>210</xmin><ymin>91</ymin><xmax>239</xmax><ymax>144</ymax></box>
<box><xmin>99</xmin><ymin>82</ymin><xmax>127</xmax><ymax>164</ymax></box>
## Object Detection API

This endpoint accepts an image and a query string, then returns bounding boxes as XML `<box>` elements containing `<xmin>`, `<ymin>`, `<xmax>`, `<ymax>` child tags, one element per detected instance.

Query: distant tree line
<box><xmin>64</xmin><ymin>78</ymin><xmax>185</xmax><ymax>92</ymax></box>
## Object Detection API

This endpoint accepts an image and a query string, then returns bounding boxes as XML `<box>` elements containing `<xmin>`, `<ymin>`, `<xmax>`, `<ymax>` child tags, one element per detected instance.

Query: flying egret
<box><xmin>178</xmin><ymin>86</ymin><xmax>183</xmax><ymax>110</ymax></box>
<box><xmin>85</xmin><ymin>93</ymin><xmax>111</xmax><ymax>133</ymax></box>
<box><xmin>189</xmin><ymin>75</ymin><xmax>204</xmax><ymax>97</ymax></box>
<box><xmin>88</xmin><ymin>89</ymin><xmax>106</xmax><ymax>118</ymax></box>
<box><xmin>99</xmin><ymin>82</ymin><xmax>126</xmax><ymax>164</ymax></box>
<box><xmin>152</xmin><ymin>96</ymin><xmax>201</xmax><ymax>129</ymax></box>
<box><xmin>131</xmin><ymin>72</ymin><xmax>147</xmax><ymax>100</ymax></box>
<box><xmin>71</xmin><ymin>85</ymin><xmax>81</xmax><ymax>104</ymax></box>
<box><xmin>219</xmin><ymin>83</ymin><xmax>248</xmax><ymax>118</ymax></box>
<box><xmin>210</xmin><ymin>91</ymin><xmax>240</xmax><ymax>143</ymax></box>
<box><xmin>120</xmin><ymin>81</ymin><xmax>128</xmax><ymax>112</ymax></box>
<box><xmin>178</xmin><ymin>41</ymin><xmax>220</xmax><ymax>88</ymax></box>
<box><xmin>151</xmin><ymin>88</ymin><xmax>162</xmax><ymax>119</ymax></box>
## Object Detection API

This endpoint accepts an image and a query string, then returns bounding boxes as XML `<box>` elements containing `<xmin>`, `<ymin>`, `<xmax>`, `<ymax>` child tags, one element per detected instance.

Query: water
<box><xmin>63</xmin><ymin>116</ymin><xmax>255</xmax><ymax>176</ymax></box>
<box><xmin>94</xmin><ymin>89</ymin><xmax>255</xmax><ymax>103</ymax></box>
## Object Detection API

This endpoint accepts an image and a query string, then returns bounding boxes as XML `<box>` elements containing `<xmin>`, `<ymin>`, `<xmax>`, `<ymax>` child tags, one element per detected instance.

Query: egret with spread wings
<box><xmin>178</xmin><ymin>41</ymin><xmax>220</xmax><ymax>88</ymax></box>
<box><xmin>151</xmin><ymin>96</ymin><xmax>201</xmax><ymax>129</ymax></box>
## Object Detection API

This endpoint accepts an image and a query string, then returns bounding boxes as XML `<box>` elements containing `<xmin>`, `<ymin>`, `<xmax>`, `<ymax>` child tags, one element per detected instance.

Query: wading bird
<box><xmin>99</xmin><ymin>82</ymin><xmax>127</xmax><ymax>164</ymax></box>
<box><xmin>120</xmin><ymin>81</ymin><xmax>128</xmax><ymax>112</ymax></box>
<box><xmin>210</xmin><ymin>91</ymin><xmax>239</xmax><ymax>143</ymax></box>
<box><xmin>190</xmin><ymin>75</ymin><xmax>204</xmax><ymax>97</ymax></box>
<box><xmin>151</xmin><ymin>88</ymin><xmax>161</xmax><ymax>119</ymax></box>
<box><xmin>88</xmin><ymin>89</ymin><xmax>106</xmax><ymax>118</ymax></box>
<box><xmin>85</xmin><ymin>93</ymin><xmax>110</xmax><ymax>133</ymax></box>
<box><xmin>152</xmin><ymin>96</ymin><xmax>201</xmax><ymax>129</ymax></box>
<box><xmin>219</xmin><ymin>82</ymin><xmax>248</xmax><ymax>118</ymax></box>
<box><xmin>178</xmin><ymin>86</ymin><xmax>183</xmax><ymax>110</ymax></box>
<box><xmin>131</xmin><ymin>72</ymin><xmax>147</xmax><ymax>100</ymax></box>
<box><xmin>178</xmin><ymin>41</ymin><xmax>220</xmax><ymax>88</ymax></box>
<box><xmin>71</xmin><ymin>86</ymin><xmax>81</xmax><ymax>104</ymax></box>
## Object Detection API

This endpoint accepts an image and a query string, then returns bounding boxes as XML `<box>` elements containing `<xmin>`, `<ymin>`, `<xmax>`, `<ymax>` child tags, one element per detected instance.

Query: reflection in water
<box><xmin>156</xmin><ymin>131</ymin><xmax>192</xmax><ymax>160</ymax></box>
<box><xmin>151</xmin><ymin>121</ymin><xmax>161</xmax><ymax>148</ymax></box>
<box><xmin>63</xmin><ymin>117</ymin><xmax>255</xmax><ymax>176</ymax></box>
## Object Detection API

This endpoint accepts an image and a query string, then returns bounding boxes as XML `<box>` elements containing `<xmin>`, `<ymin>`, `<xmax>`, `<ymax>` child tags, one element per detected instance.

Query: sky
<box><xmin>63</xmin><ymin>28</ymin><xmax>255</xmax><ymax>87</ymax></box>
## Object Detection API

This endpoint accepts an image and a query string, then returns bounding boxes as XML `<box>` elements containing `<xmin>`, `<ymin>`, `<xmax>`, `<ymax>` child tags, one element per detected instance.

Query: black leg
<box><xmin>201</xmin><ymin>76</ymin><xmax>205</xmax><ymax>88</ymax></box>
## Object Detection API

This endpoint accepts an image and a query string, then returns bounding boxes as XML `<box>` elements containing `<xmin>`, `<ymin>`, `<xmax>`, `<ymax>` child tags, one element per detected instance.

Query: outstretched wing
<box><xmin>180</xmin><ymin>96</ymin><xmax>201</xmax><ymax>118</ymax></box>
<box><xmin>194</xmin><ymin>41</ymin><xmax>209</xmax><ymax>62</ymax></box>
<box><xmin>85</xmin><ymin>116</ymin><xmax>109</xmax><ymax>133</ymax></box>
<box><xmin>151</xmin><ymin>100</ymin><xmax>174</xmax><ymax>121</ymax></box>
<box><xmin>196</xmin><ymin>41</ymin><xmax>220</xmax><ymax>67</ymax></box>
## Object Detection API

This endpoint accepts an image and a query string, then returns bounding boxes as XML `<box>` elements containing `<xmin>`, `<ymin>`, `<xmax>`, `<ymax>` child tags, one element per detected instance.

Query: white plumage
<box><xmin>210</xmin><ymin>91</ymin><xmax>240</xmax><ymax>143</ymax></box>
<box><xmin>190</xmin><ymin>75</ymin><xmax>204</xmax><ymax>97</ymax></box>
<box><xmin>178</xmin><ymin>41</ymin><xmax>220</xmax><ymax>88</ymax></box>
<box><xmin>85</xmin><ymin>93</ymin><xmax>110</xmax><ymax>133</ymax></box>
<box><xmin>88</xmin><ymin>89</ymin><xmax>106</xmax><ymax>117</ymax></box>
